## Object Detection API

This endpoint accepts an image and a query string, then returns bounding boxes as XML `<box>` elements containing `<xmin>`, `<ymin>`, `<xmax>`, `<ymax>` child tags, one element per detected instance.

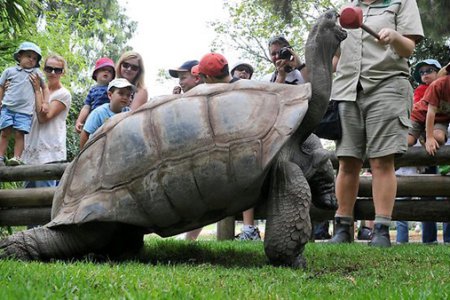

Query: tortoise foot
<box><xmin>313</xmin><ymin>192</ymin><xmax>338</xmax><ymax>210</ymax></box>
<box><xmin>0</xmin><ymin>233</ymin><xmax>35</xmax><ymax>261</ymax></box>
<box><xmin>291</xmin><ymin>255</ymin><xmax>307</xmax><ymax>269</ymax></box>
<box><xmin>268</xmin><ymin>255</ymin><xmax>307</xmax><ymax>269</ymax></box>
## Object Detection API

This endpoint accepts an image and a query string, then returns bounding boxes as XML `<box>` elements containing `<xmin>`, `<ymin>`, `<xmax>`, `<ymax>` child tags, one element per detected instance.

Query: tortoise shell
<box><xmin>50</xmin><ymin>80</ymin><xmax>311</xmax><ymax>236</ymax></box>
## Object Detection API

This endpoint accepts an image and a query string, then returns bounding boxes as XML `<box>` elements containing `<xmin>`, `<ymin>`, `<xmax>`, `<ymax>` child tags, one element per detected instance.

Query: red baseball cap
<box><xmin>198</xmin><ymin>53</ymin><xmax>228</xmax><ymax>77</ymax></box>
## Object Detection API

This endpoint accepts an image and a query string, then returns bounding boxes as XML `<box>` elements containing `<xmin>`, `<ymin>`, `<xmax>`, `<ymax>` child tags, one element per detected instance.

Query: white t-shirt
<box><xmin>22</xmin><ymin>87</ymin><xmax>72</xmax><ymax>164</ymax></box>
<box><xmin>262</xmin><ymin>69</ymin><xmax>306</xmax><ymax>85</ymax></box>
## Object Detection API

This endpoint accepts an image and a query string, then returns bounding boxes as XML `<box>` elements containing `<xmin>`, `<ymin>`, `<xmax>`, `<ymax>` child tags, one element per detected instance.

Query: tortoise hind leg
<box><xmin>0</xmin><ymin>222</ymin><xmax>123</xmax><ymax>261</ymax></box>
<box><xmin>264</xmin><ymin>160</ymin><xmax>312</xmax><ymax>268</ymax></box>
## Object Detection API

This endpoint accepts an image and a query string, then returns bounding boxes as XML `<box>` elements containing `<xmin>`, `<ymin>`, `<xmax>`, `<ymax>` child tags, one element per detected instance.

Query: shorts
<box><xmin>409</xmin><ymin>120</ymin><xmax>448</xmax><ymax>142</ymax></box>
<box><xmin>336</xmin><ymin>77</ymin><xmax>412</xmax><ymax>159</ymax></box>
<box><xmin>0</xmin><ymin>107</ymin><xmax>32</xmax><ymax>133</ymax></box>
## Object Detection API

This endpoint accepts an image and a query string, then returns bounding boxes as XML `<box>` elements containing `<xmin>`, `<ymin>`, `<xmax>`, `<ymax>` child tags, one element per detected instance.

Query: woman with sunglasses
<box><xmin>23</xmin><ymin>54</ymin><xmax>72</xmax><ymax>190</ymax></box>
<box><xmin>115</xmin><ymin>51</ymin><xmax>148</xmax><ymax>110</ymax></box>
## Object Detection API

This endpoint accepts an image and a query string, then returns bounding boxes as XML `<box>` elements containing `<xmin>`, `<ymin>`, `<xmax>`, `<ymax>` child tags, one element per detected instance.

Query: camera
<box><xmin>278</xmin><ymin>47</ymin><xmax>292</xmax><ymax>60</ymax></box>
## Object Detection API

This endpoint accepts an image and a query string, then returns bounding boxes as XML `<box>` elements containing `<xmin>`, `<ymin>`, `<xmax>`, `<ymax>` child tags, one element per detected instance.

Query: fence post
<box><xmin>217</xmin><ymin>217</ymin><xmax>236</xmax><ymax>240</ymax></box>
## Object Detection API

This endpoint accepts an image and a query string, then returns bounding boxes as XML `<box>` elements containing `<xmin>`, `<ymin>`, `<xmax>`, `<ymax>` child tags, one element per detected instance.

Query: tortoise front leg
<box><xmin>264</xmin><ymin>160</ymin><xmax>312</xmax><ymax>268</ymax></box>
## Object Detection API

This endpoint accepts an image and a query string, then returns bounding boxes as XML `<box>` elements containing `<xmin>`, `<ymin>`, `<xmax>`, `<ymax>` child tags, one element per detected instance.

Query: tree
<box><xmin>212</xmin><ymin>0</ymin><xmax>449</xmax><ymax>79</ymax></box>
<box><xmin>416</xmin><ymin>0</ymin><xmax>450</xmax><ymax>41</ymax></box>
<box><xmin>0</xmin><ymin>0</ymin><xmax>137</xmax><ymax>160</ymax></box>
<box><xmin>269</xmin><ymin>0</ymin><xmax>450</xmax><ymax>41</ymax></box>
<box><xmin>210</xmin><ymin>0</ymin><xmax>341</xmax><ymax>78</ymax></box>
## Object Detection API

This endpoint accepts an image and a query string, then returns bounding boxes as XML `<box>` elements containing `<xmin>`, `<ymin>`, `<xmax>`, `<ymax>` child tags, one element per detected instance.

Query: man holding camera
<box><xmin>266</xmin><ymin>35</ymin><xmax>338</xmax><ymax>240</ymax></box>
<box><xmin>267</xmin><ymin>35</ymin><xmax>308</xmax><ymax>84</ymax></box>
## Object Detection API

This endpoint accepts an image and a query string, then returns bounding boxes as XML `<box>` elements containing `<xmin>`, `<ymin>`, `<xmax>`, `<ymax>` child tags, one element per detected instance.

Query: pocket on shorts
<box><xmin>398</xmin><ymin>115</ymin><xmax>412</xmax><ymax>129</ymax></box>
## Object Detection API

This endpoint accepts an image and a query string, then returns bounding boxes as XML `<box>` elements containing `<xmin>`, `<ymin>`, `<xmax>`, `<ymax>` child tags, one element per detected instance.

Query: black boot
<box><xmin>368</xmin><ymin>224</ymin><xmax>391</xmax><ymax>247</ymax></box>
<box><xmin>329</xmin><ymin>218</ymin><xmax>352</xmax><ymax>243</ymax></box>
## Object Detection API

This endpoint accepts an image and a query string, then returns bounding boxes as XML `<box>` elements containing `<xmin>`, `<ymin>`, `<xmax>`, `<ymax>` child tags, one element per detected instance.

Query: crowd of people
<box><xmin>0</xmin><ymin>0</ymin><xmax>449</xmax><ymax>246</ymax></box>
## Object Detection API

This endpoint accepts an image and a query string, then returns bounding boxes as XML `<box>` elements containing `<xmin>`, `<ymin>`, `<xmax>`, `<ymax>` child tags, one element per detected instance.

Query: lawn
<box><xmin>1</xmin><ymin>235</ymin><xmax>449</xmax><ymax>299</ymax></box>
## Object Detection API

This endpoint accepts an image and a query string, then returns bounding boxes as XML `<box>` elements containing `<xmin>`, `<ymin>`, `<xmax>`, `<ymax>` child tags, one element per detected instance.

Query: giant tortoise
<box><xmin>0</xmin><ymin>10</ymin><xmax>347</xmax><ymax>268</ymax></box>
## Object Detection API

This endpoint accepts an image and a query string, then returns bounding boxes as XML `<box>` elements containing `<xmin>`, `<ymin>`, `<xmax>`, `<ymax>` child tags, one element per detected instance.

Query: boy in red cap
<box><xmin>75</xmin><ymin>57</ymin><xmax>115</xmax><ymax>133</ymax></box>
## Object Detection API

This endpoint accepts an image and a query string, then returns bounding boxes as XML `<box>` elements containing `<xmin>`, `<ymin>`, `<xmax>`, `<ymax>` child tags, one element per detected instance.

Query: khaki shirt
<box><xmin>331</xmin><ymin>0</ymin><xmax>424</xmax><ymax>101</ymax></box>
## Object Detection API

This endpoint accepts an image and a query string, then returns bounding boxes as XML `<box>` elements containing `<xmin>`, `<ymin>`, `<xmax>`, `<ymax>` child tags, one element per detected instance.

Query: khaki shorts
<box><xmin>336</xmin><ymin>77</ymin><xmax>412</xmax><ymax>160</ymax></box>
<box><xmin>409</xmin><ymin>120</ymin><xmax>449</xmax><ymax>143</ymax></box>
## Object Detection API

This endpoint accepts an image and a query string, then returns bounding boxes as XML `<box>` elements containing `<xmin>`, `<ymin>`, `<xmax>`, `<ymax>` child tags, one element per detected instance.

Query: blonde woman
<box><xmin>25</xmin><ymin>54</ymin><xmax>72</xmax><ymax>187</ymax></box>
<box><xmin>115</xmin><ymin>51</ymin><xmax>148</xmax><ymax>110</ymax></box>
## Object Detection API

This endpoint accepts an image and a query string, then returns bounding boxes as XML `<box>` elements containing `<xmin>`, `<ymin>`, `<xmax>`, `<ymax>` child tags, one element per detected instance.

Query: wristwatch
<box><xmin>297</xmin><ymin>63</ymin><xmax>306</xmax><ymax>71</ymax></box>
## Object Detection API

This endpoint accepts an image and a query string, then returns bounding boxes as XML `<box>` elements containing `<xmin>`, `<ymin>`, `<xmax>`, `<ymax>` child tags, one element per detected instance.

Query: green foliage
<box><xmin>0</xmin><ymin>0</ymin><xmax>41</xmax><ymax>36</ymax></box>
<box><xmin>0</xmin><ymin>0</ymin><xmax>137</xmax><ymax>161</ymax></box>
<box><xmin>417</xmin><ymin>0</ymin><xmax>450</xmax><ymax>41</ymax></box>
<box><xmin>210</xmin><ymin>0</ymin><xmax>342</xmax><ymax>78</ymax></box>
<box><xmin>212</xmin><ymin>0</ymin><xmax>450</xmax><ymax>80</ymax></box>
<box><xmin>0</xmin><ymin>238</ymin><xmax>449</xmax><ymax>298</ymax></box>
<box><xmin>410</xmin><ymin>37</ymin><xmax>450</xmax><ymax>85</ymax></box>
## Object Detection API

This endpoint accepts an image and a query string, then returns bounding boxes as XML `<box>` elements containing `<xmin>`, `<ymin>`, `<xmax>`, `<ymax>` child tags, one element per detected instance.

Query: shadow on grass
<box><xmin>136</xmin><ymin>239</ymin><xmax>268</xmax><ymax>268</ymax></box>
<box><xmin>77</xmin><ymin>238</ymin><xmax>269</xmax><ymax>268</ymax></box>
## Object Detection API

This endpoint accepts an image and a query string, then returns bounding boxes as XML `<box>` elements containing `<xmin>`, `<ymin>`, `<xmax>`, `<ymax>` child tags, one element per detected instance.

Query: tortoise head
<box><xmin>307</xmin><ymin>9</ymin><xmax>347</xmax><ymax>55</ymax></box>
<box><xmin>297</xmin><ymin>10</ymin><xmax>347</xmax><ymax>143</ymax></box>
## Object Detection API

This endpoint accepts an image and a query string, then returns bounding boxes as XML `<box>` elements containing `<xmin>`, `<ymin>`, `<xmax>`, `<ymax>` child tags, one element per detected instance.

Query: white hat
<box><xmin>230</xmin><ymin>61</ymin><xmax>254</xmax><ymax>78</ymax></box>
<box><xmin>108</xmin><ymin>78</ymin><xmax>136</xmax><ymax>92</ymax></box>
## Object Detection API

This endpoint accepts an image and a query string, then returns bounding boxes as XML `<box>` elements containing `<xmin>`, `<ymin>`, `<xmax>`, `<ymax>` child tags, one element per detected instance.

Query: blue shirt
<box><xmin>0</xmin><ymin>66</ymin><xmax>45</xmax><ymax>115</ymax></box>
<box><xmin>84</xmin><ymin>85</ymin><xmax>109</xmax><ymax>110</ymax></box>
<box><xmin>83</xmin><ymin>103</ymin><xmax>130</xmax><ymax>135</ymax></box>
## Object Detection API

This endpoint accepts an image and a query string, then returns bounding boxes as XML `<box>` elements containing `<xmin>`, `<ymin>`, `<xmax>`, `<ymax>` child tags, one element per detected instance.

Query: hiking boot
<box><xmin>368</xmin><ymin>224</ymin><xmax>391</xmax><ymax>247</ymax></box>
<box><xmin>7</xmin><ymin>157</ymin><xmax>24</xmax><ymax>166</ymax></box>
<box><xmin>357</xmin><ymin>226</ymin><xmax>372</xmax><ymax>240</ymax></box>
<box><xmin>329</xmin><ymin>219</ymin><xmax>352</xmax><ymax>244</ymax></box>
<box><xmin>235</xmin><ymin>227</ymin><xmax>261</xmax><ymax>241</ymax></box>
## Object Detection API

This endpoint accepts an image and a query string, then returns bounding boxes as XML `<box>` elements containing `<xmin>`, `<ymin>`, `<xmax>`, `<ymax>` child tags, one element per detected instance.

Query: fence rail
<box><xmin>1</xmin><ymin>146</ymin><xmax>450</xmax><ymax>239</ymax></box>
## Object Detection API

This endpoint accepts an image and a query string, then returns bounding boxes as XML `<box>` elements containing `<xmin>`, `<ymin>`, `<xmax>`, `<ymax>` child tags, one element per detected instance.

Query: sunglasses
<box><xmin>122</xmin><ymin>62</ymin><xmax>140</xmax><ymax>71</ymax></box>
<box><xmin>419</xmin><ymin>68</ymin><xmax>436</xmax><ymax>76</ymax></box>
<box><xmin>44</xmin><ymin>66</ymin><xmax>64</xmax><ymax>74</ymax></box>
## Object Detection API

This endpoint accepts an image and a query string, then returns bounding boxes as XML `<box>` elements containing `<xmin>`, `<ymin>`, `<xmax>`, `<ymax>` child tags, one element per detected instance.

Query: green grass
<box><xmin>0</xmin><ymin>237</ymin><xmax>449</xmax><ymax>299</ymax></box>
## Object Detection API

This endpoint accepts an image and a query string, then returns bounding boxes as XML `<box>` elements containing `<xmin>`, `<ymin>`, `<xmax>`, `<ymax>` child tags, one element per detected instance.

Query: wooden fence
<box><xmin>1</xmin><ymin>146</ymin><xmax>450</xmax><ymax>239</ymax></box>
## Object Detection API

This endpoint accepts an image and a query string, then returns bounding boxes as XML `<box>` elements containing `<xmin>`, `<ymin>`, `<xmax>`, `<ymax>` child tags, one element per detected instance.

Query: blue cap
<box><xmin>413</xmin><ymin>59</ymin><xmax>442</xmax><ymax>84</ymax></box>
<box><xmin>13</xmin><ymin>42</ymin><xmax>42</xmax><ymax>68</ymax></box>
<box><xmin>169</xmin><ymin>60</ymin><xmax>199</xmax><ymax>78</ymax></box>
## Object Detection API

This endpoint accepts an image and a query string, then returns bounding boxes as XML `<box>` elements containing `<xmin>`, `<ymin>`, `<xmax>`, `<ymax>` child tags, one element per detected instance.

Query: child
<box><xmin>75</xmin><ymin>57</ymin><xmax>115</xmax><ymax>133</ymax></box>
<box><xmin>423</xmin><ymin>62</ymin><xmax>450</xmax><ymax>155</ymax></box>
<box><xmin>0</xmin><ymin>41</ymin><xmax>49</xmax><ymax>166</ymax></box>
<box><xmin>409</xmin><ymin>60</ymin><xmax>449</xmax><ymax>155</ymax></box>
<box><xmin>79</xmin><ymin>78</ymin><xmax>134</xmax><ymax>148</ymax></box>
<box><xmin>412</xmin><ymin>59</ymin><xmax>442</xmax><ymax>104</ymax></box>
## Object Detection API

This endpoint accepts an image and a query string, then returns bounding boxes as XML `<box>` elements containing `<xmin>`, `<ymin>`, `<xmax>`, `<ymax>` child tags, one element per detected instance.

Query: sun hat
<box><xmin>198</xmin><ymin>53</ymin><xmax>228</xmax><ymax>77</ymax></box>
<box><xmin>230</xmin><ymin>61</ymin><xmax>254</xmax><ymax>78</ymax></box>
<box><xmin>13</xmin><ymin>41</ymin><xmax>42</xmax><ymax>68</ymax></box>
<box><xmin>92</xmin><ymin>57</ymin><xmax>115</xmax><ymax>80</ymax></box>
<box><xmin>413</xmin><ymin>59</ymin><xmax>442</xmax><ymax>84</ymax></box>
<box><xmin>107</xmin><ymin>78</ymin><xmax>136</xmax><ymax>92</ymax></box>
<box><xmin>169</xmin><ymin>60</ymin><xmax>199</xmax><ymax>78</ymax></box>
